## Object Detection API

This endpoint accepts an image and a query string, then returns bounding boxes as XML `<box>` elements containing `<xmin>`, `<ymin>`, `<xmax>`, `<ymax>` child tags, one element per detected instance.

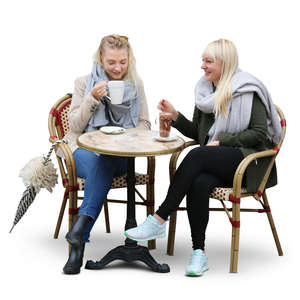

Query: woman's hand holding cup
<box><xmin>157</xmin><ymin>99</ymin><xmax>178</xmax><ymax>138</ymax></box>
<box><xmin>91</xmin><ymin>81</ymin><xmax>107</xmax><ymax>100</ymax></box>
<box><xmin>157</xmin><ymin>99</ymin><xmax>179</xmax><ymax>121</ymax></box>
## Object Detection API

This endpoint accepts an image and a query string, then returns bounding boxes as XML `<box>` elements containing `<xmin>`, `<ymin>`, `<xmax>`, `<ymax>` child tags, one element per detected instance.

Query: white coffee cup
<box><xmin>107</xmin><ymin>81</ymin><xmax>124</xmax><ymax>104</ymax></box>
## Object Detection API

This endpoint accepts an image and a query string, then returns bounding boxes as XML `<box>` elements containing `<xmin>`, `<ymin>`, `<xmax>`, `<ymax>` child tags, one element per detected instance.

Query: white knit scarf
<box><xmin>194</xmin><ymin>69</ymin><xmax>281</xmax><ymax>144</ymax></box>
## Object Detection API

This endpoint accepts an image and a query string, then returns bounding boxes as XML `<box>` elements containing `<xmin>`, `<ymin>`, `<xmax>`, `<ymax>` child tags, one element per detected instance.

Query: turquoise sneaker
<box><xmin>124</xmin><ymin>215</ymin><xmax>166</xmax><ymax>242</ymax></box>
<box><xmin>185</xmin><ymin>249</ymin><xmax>209</xmax><ymax>276</ymax></box>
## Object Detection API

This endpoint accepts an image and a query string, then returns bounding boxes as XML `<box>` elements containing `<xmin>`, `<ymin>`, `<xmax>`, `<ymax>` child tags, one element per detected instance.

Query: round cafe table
<box><xmin>77</xmin><ymin>127</ymin><xmax>185</xmax><ymax>273</ymax></box>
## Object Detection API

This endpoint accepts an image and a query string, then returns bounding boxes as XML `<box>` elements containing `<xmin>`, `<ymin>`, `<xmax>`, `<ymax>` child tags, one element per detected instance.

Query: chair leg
<box><xmin>66</xmin><ymin>190</ymin><xmax>78</xmax><ymax>254</ymax></box>
<box><xmin>262</xmin><ymin>191</ymin><xmax>283</xmax><ymax>256</ymax></box>
<box><xmin>167</xmin><ymin>210</ymin><xmax>177</xmax><ymax>256</ymax></box>
<box><xmin>146</xmin><ymin>204</ymin><xmax>156</xmax><ymax>250</ymax></box>
<box><xmin>146</xmin><ymin>181</ymin><xmax>156</xmax><ymax>250</ymax></box>
<box><xmin>229</xmin><ymin>202</ymin><xmax>240</xmax><ymax>273</ymax></box>
<box><xmin>103</xmin><ymin>199</ymin><xmax>111</xmax><ymax>233</ymax></box>
<box><xmin>68</xmin><ymin>191</ymin><xmax>78</xmax><ymax>232</ymax></box>
<box><xmin>54</xmin><ymin>189</ymin><xmax>68</xmax><ymax>239</ymax></box>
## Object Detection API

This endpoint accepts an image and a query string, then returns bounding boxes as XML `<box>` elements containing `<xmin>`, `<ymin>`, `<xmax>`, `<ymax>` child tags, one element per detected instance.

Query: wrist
<box><xmin>172</xmin><ymin>111</ymin><xmax>179</xmax><ymax>121</ymax></box>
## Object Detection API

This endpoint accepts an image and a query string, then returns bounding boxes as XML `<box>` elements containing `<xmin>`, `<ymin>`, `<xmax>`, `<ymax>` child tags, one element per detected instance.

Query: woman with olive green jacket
<box><xmin>124</xmin><ymin>39</ymin><xmax>281</xmax><ymax>277</ymax></box>
<box><xmin>173</xmin><ymin>92</ymin><xmax>277</xmax><ymax>193</ymax></box>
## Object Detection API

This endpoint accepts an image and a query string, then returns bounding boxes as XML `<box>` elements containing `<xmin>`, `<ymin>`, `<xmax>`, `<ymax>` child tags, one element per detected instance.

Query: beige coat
<box><xmin>64</xmin><ymin>75</ymin><xmax>151</xmax><ymax>153</ymax></box>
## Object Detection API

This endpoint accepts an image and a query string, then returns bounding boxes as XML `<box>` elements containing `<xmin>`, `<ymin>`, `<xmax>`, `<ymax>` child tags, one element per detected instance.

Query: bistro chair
<box><xmin>48</xmin><ymin>94</ymin><xmax>156</xmax><ymax>249</ymax></box>
<box><xmin>166</xmin><ymin>105</ymin><xmax>286</xmax><ymax>273</ymax></box>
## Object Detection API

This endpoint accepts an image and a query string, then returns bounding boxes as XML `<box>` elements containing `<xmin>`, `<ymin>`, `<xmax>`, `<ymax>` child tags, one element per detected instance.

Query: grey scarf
<box><xmin>84</xmin><ymin>62</ymin><xmax>140</xmax><ymax>132</ymax></box>
<box><xmin>195</xmin><ymin>69</ymin><xmax>281</xmax><ymax>144</ymax></box>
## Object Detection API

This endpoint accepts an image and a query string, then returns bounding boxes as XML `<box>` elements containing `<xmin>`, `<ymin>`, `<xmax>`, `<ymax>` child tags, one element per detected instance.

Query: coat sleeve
<box><xmin>171</xmin><ymin>107</ymin><xmax>200</xmax><ymax>140</ymax></box>
<box><xmin>219</xmin><ymin>93</ymin><xmax>268</xmax><ymax>148</ymax></box>
<box><xmin>68</xmin><ymin>76</ymin><xmax>104</xmax><ymax>134</ymax></box>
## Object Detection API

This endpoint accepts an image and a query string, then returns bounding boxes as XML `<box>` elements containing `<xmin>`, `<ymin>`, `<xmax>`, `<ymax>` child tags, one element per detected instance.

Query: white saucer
<box><xmin>154</xmin><ymin>134</ymin><xmax>177</xmax><ymax>142</ymax></box>
<box><xmin>100</xmin><ymin>126</ymin><xmax>126</xmax><ymax>134</ymax></box>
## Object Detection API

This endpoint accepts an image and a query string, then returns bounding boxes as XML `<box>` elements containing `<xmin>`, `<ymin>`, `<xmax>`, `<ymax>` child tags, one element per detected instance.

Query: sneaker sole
<box><xmin>124</xmin><ymin>231</ymin><xmax>166</xmax><ymax>242</ymax></box>
<box><xmin>186</xmin><ymin>266</ymin><xmax>209</xmax><ymax>277</ymax></box>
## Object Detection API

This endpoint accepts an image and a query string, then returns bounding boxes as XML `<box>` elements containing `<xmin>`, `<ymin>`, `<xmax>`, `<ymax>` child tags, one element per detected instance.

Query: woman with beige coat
<box><xmin>63</xmin><ymin>34</ymin><xmax>150</xmax><ymax>275</ymax></box>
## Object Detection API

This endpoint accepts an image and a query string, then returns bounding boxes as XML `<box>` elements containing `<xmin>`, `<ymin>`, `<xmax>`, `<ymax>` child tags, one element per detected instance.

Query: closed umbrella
<box><xmin>9</xmin><ymin>139</ymin><xmax>66</xmax><ymax>233</ymax></box>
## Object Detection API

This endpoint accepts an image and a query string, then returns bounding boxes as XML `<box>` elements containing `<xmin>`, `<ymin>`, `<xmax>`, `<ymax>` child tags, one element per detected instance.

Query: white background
<box><xmin>1</xmin><ymin>0</ymin><xmax>299</xmax><ymax>298</ymax></box>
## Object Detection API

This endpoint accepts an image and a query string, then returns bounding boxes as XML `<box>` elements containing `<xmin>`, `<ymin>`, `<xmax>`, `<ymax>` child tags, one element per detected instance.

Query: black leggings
<box><xmin>156</xmin><ymin>146</ymin><xmax>244</xmax><ymax>250</ymax></box>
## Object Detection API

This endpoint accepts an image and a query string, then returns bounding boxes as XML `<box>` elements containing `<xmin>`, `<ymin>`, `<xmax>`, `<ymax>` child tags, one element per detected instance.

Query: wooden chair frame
<box><xmin>167</xmin><ymin>105</ymin><xmax>286</xmax><ymax>273</ymax></box>
<box><xmin>48</xmin><ymin>94</ymin><xmax>156</xmax><ymax>249</ymax></box>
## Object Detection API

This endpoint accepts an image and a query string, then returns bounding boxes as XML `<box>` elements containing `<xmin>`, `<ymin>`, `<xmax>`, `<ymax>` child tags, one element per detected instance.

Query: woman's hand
<box><xmin>206</xmin><ymin>141</ymin><xmax>220</xmax><ymax>146</ymax></box>
<box><xmin>157</xmin><ymin>99</ymin><xmax>179</xmax><ymax>121</ymax></box>
<box><xmin>91</xmin><ymin>81</ymin><xmax>107</xmax><ymax>100</ymax></box>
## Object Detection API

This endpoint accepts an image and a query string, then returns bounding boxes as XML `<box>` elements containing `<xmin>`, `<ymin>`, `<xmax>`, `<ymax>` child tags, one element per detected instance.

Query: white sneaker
<box><xmin>185</xmin><ymin>249</ymin><xmax>209</xmax><ymax>276</ymax></box>
<box><xmin>124</xmin><ymin>215</ymin><xmax>166</xmax><ymax>242</ymax></box>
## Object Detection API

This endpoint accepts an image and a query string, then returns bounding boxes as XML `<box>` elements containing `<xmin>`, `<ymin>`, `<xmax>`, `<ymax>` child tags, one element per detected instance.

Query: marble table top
<box><xmin>77</xmin><ymin>128</ymin><xmax>185</xmax><ymax>157</ymax></box>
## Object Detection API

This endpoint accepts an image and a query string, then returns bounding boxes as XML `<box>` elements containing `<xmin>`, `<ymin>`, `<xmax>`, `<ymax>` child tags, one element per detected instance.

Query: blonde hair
<box><xmin>203</xmin><ymin>39</ymin><xmax>238</xmax><ymax>116</ymax></box>
<box><xmin>94</xmin><ymin>34</ymin><xmax>139</xmax><ymax>91</ymax></box>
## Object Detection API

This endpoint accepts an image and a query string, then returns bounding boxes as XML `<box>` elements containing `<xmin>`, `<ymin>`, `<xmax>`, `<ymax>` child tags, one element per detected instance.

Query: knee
<box><xmin>100</xmin><ymin>155</ymin><xmax>126</xmax><ymax>170</ymax></box>
<box><xmin>189</xmin><ymin>175</ymin><xmax>217</xmax><ymax>194</ymax></box>
<box><xmin>184</xmin><ymin>146</ymin><xmax>206</xmax><ymax>161</ymax></box>
<box><xmin>190</xmin><ymin>176</ymin><xmax>206</xmax><ymax>192</ymax></box>
<box><xmin>187</xmin><ymin>176</ymin><xmax>212</xmax><ymax>207</ymax></box>
<box><xmin>89</xmin><ymin>155</ymin><xmax>117</xmax><ymax>174</ymax></box>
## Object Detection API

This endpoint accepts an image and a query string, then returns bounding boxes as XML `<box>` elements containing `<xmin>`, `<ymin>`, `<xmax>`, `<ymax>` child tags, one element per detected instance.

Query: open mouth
<box><xmin>112</xmin><ymin>72</ymin><xmax>122</xmax><ymax>78</ymax></box>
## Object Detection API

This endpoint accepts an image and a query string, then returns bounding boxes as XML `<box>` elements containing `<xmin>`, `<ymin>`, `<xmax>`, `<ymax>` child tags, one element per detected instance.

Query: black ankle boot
<box><xmin>65</xmin><ymin>214</ymin><xmax>91</xmax><ymax>247</ymax></box>
<box><xmin>63</xmin><ymin>243</ymin><xmax>85</xmax><ymax>275</ymax></box>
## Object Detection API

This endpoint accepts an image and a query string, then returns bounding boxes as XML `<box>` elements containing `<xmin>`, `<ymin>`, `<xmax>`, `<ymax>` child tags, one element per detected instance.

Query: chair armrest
<box><xmin>168</xmin><ymin>141</ymin><xmax>277</xmax><ymax>198</ymax></box>
<box><xmin>169</xmin><ymin>141</ymin><xmax>199</xmax><ymax>180</ymax></box>
<box><xmin>49</xmin><ymin>137</ymin><xmax>78</xmax><ymax>187</ymax></box>
<box><xmin>232</xmin><ymin>149</ymin><xmax>277</xmax><ymax>196</ymax></box>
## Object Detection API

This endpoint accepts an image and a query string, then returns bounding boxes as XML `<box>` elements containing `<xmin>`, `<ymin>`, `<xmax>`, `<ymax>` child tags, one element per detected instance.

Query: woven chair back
<box><xmin>48</xmin><ymin>94</ymin><xmax>72</xmax><ymax>140</ymax></box>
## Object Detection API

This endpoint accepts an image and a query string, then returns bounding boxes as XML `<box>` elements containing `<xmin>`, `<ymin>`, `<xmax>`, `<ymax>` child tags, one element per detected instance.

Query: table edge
<box><xmin>76</xmin><ymin>135</ymin><xmax>186</xmax><ymax>157</ymax></box>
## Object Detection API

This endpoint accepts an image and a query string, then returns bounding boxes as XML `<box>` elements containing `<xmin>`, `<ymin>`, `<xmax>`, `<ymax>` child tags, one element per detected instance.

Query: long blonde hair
<box><xmin>203</xmin><ymin>39</ymin><xmax>238</xmax><ymax>116</ymax></box>
<box><xmin>94</xmin><ymin>34</ymin><xmax>139</xmax><ymax>90</ymax></box>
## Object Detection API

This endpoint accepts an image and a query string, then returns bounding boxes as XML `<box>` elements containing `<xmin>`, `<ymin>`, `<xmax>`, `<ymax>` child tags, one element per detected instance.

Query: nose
<box><xmin>114</xmin><ymin>64</ymin><xmax>121</xmax><ymax>71</ymax></box>
<box><xmin>201</xmin><ymin>62</ymin><xmax>206</xmax><ymax>70</ymax></box>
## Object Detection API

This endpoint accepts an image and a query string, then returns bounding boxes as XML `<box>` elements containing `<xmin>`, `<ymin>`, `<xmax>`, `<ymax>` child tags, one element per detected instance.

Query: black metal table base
<box><xmin>85</xmin><ymin>157</ymin><xmax>170</xmax><ymax>273</ymax></box>
<box><xmin>85</xmin><ymin>239</ymin><xmax>170</xmax><ymax>273</ymax></box>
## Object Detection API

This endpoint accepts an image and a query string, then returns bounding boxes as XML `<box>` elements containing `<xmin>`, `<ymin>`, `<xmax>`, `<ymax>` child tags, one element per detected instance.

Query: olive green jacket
<box><xmin>172</xmin><ymin>94</ymin><xmax>277</xmax><ymax>193</ymax></box>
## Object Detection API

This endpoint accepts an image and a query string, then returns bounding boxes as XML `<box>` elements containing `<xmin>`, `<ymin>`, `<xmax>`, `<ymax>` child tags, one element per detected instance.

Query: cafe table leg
<box><xmin>85</xmin><ymin>157</ymin><xmax>170</xmax><ymax>273</ymax></box>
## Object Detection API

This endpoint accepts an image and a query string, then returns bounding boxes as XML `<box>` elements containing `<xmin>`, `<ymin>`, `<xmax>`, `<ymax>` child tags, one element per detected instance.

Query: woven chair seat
<box><xmin>77</xmin><ymin>173</ymin><xmax>150</xmax><ymax>190</ymax></box>
<box><xmin>210</xmin><ymin>187</ymin><xmax>247</xmax><ymax>201</ymax></box>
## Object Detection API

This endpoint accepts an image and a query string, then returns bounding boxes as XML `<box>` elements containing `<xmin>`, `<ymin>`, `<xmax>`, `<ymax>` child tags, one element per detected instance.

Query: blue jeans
<box><xmin>73</xmin><ymin>148</ymin><xmax>128</xmax><ymax>242</ymax></box>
